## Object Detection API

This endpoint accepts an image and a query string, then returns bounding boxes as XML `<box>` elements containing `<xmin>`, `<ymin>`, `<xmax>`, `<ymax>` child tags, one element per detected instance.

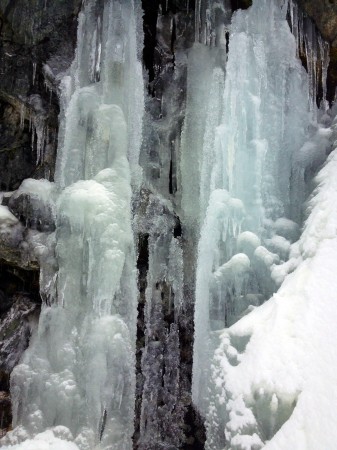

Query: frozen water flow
<box><xmin>190</xmin><ymin>0</ymin><xmax>334</xmax><ymax>448</ymax></box>
<box><xmin>3</xmin><ymin>1</ymin><xmax>144</xmax><ymax>449</ymax></box>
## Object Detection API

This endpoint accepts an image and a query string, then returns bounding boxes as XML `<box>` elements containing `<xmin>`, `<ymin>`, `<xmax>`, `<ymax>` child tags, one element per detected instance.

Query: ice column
<box><xmin>9</xmin><ymin>1</ymin><xmax>144</xmax><ymax>449</ymax></box>
<box><xmin>190</xmin><ymin>0</ymin><xmax>319</xmax><ymax>447</ymax></box>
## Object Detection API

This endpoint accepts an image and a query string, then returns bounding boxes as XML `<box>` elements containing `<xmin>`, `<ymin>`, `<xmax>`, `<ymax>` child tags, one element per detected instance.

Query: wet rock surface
<box><xmin>299</xmin><ymin>0</ymin><xmax>337</xmax><ymax>45</ymax></box>
<box><xmin>0</xmin><ymin>261</ymin><xmax>40</xmax><ymax>438</ymax></box>
<box><xmin>298</xmin><ymin>0</ymin><xmax>337</xmax><ymax>102</ymax></box>
<box><xmin>0</xmin><ymin>0</ymin><xmax>81</xmax><ymax>189</ymax></box>
<box><xmin>0</xmin><ymin>390</ymin><xmax>11</xmax><ymax>437</ymax></box>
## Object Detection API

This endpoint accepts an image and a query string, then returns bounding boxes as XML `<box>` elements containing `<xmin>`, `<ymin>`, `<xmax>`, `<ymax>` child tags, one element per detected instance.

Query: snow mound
<box><xmin>1</xmin><ymin>427</ymin><xmax>79</xmax><ymax>450</ymax></box>
<box><xmin>210</xmin><ymin>149</ymin><xmax>337</xmax><ymax>448</ymax></box>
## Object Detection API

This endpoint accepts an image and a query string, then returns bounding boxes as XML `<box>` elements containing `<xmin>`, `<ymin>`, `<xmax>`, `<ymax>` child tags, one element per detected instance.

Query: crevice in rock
<box><xmin>134</xmin><ymin>233</ymin><xmax>149</xmax><ymax>446</ymax></box>
<box><xmin>230</xmin><ymin>0</ymin><xmax>252</xmax><ymax>12</ymax></box>
<box><xmin>142</xmin><ymin>0</ymin><xmax>160</xmax><ymax>86</ymax></box>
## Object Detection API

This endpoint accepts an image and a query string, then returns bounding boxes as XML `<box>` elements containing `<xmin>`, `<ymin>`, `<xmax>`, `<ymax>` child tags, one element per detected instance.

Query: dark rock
<box><xmin>298</xmin><ymin>0</ymin><xmax>337</xmax><ymax>44</ymax></box>
<box><xmin>0</xmin><ymin>295</ymin><xmax>38</xmax><ymax>373</ymax></box>
<box><xmin>0</xmin><ymin>390</ymin><xmax>12</xmax><ymax>437</ymax></box>
<box><xmin>230</xmin><ymin>0</ymin><xmax>252</xmax><ymax>11</ymax></box>
<box><xmin>0</xmin><ymin>262</ymin><xmax>40</xmax><ymax>309</ymax></box>
<box><xmin>0</xmin><ymin>293</ymin><xmax>39</xmax><ymax>438</ymax></box>
<box><xmin>0</xmin><ymin>0</ymin><xmax>81</xmax><ymax>190</ymax></box>
<box><xmin>298</xmin><ymin>0</ymin><xmax>337</xmax><ymax>102</ymax></box>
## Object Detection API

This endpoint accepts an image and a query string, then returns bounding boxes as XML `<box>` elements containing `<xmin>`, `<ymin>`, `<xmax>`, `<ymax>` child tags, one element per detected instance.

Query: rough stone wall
<box><xmin>0</xmin><ymin>0</ymin><xmax>81</xmax><ymax>188</ymax></box>
<box><xmin>298</xmin><ymin>0</ymin><xmax>337</xmax><ymax>101</ymax></box>
<box><xmin>299</xmin><ymin>0</ymin><xmax>337</xmax><ymax>44</ymax></box>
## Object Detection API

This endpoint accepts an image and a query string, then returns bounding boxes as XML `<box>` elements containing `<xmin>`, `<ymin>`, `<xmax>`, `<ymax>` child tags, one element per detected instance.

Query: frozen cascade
<box><xmin>188</xmin><ymin>0</ymin><xmax>333</xmax><ymax>449</ymax></box>
<box><xmin>2</xmin><ymin>0</ymin><xmax>144</xmax><ymax>449</ymax></box>
<box><xmin>0</xmin><ymin>0</ymin><xmax>335</xmax><ymax>448</ymax></box>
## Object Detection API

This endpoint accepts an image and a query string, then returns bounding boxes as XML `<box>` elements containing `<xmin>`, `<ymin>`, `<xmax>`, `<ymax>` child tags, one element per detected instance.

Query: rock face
<box><xmin>299</xmin><ymin>0</ymin><xmax>337</xmax><ymax>102</ymax></box>
<box><xmin>0</xmin><ymin>0</ymin><xmax>81</xmax><ymax>188</ymax></box>
<box><xmin>0</xmin><ymin>263</ymin><xmax>40</xmax><ymax>437</ymax></box>
<box><xmin>299</xmin><ymin>0</ymin><xmax>337</xmax><ymax>44</ymax></box>
<box><xmin>0</xmin><ymin>391</ymin><xmax>11</xmax><ymax>437</ymax></box>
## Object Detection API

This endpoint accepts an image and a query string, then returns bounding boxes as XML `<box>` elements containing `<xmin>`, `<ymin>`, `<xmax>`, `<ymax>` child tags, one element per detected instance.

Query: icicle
<box><xmin>19</xmin><ymin>104</ymin><xmax>25</xmax><ymax>130</ymax></box>
<box><xmin>89</xmin><ymin>16</ymin><xmax>102</xmax><ymax>83</ymax></box>
<box><xmin>31</xmin><ymin>124</ymin><xmax>35</xmax><ymax>155</ymax></box>
<box><xmin>287</xmin><ymin>0</ymin><xmax>330</xmax><ymax>112</ymax></box>
<box><xmin>31</xmin><ymin>116</ymin><xmax>46</xmax><ymax>165</ymax></box>
<box><xmin>32</xmin><ymin>62</ymin><xmax>37</xmax><ymax>85</ymax></box>
<box><xmin>195</xmin><ymin>0</ymin><xmax>212</xmax><ymax>45</ymax></box>
<box><xmin>319</xmin><ymin>35</ymin><xmax>330</xmax><ymax>110</ymax></box>
<box><xmin>303</xmin><ymin>18</ymin><xmax>317</xmax><ymax>112</ymax></box>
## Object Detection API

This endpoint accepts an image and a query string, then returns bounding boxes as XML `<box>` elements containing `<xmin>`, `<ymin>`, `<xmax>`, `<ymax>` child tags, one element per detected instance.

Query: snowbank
<box><xmin>210</xmin><ymin>149</ymin><xmax>337</xmax><ymax>448</ymax></box>
<box><xmin>1</xmin><ymin>427</ymin><xmax>79</xmax><ymax>450</ymax></box>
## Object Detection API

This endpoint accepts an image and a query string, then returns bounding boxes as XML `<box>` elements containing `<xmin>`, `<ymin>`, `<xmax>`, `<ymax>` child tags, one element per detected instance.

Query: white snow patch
<box><xmin>11</xmin><ymin>178</ymin><xmax>55</xmax><ymax>203</ymax></box>
<box><xmin>0</xmin><ymin>205</ymin><xmax>18</xmax><ymax>226</ymax></box>
<box><xmin>211</xmin><ymin>149</ymin><xmax>337</xmax><ymax>448</ymax></box>
<box><xmin>1</xmin><ymin>428</ymin><xmax>79</xmax><ymax>450</ymax></box>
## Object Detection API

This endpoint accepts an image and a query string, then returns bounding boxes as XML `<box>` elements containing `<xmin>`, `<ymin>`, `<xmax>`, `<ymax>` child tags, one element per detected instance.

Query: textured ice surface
<box><xmin>190</xmin><ymin>0</ymin><xmax>334</xmax><ymax>448</ymax></box>
<box><xmin>192</xmin><ymin>0</ymin><xmax>314</xmax><ymax>415</ymax></box>
<box><xmin>210</xmin><ymin>149</ymin><xmax>337</xmax><ymax>449</ymax></box>
<box><xmin>3</xmin><ymin>0</ymin><xmax>144</xmax><ymax>449</ymax></box>
<box><xmin>11</xmin><ymin>179</ymin><xmax>54</xmax><ymax>203</ymax></box>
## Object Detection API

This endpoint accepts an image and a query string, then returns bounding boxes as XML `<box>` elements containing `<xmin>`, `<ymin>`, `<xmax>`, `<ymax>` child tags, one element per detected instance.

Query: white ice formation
<box><xmin>2</xmin><ymin>0</ymin><xmax>337</xmax><ymax>449</ymax></box>
<box><xmin>1</xmin><ymin>0</ymin><xmax>143</xmax><ymax>449</ymax></box>
<box><xmin>188</xmin><ymin>0</ymin><xmax>337</xmax><ymax>449</ymax></box>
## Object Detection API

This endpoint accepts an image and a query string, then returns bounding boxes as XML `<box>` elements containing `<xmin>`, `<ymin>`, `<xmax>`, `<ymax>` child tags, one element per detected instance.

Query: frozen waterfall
<box><xmin>188</xmin><ymin>0</ymin><xmax>335</xmax><ymax>449</ymax></box>
<box><xmin>2</xmin><ymin>0</ymin><xmax>144</xmax><ymax>449</ymax></box>
<box><xmin>2</xmin><ymin>0</ymin><xmax>337</xmax><ymax>449</ymax></box>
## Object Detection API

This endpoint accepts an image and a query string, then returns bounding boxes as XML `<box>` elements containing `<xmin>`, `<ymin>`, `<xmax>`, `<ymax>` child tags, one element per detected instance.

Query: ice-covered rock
<box><xmin>9</xmin><ymin>179</ymin><xmax>56</xmax><ymax>232</ymax></box>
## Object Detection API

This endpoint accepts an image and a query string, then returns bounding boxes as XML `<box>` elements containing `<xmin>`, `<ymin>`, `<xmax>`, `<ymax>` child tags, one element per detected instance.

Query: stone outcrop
<box><xmin>299</xmin><ymin>0</ymin><xmax>337</xmax><ymax>45</ymax></box>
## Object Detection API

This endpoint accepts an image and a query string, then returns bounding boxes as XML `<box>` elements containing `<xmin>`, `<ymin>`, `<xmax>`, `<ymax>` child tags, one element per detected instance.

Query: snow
<box><xmin>11</xmin><ymin>179</ymin><xmax>54</xmax><ymax>204</ymax></box>
<box><xmin>0</xmin><ymin>205</ymin><xmax>18</xmax><ymax>226</ymax></box>
<box><xmin>207</xmin><ymin>149</ymin><xmax>337</xmax><ymax>449</ymax></box>
<box><xmin>237</xmin><ymin>232</ymin><xmax>261</xmax><ymax>257</ymax></box>
<box><xmin>1</xmin><ymin>429</ymin><xmax>79</xmax><ymax>450</ymax></box>
<box><xmin>273</xmin><ymin>218</ymin><xmax>300</xmax><ymax>243</ymax></box>
<box><xmin>265</xmin><ymin>235</ymin><xmax>291</xmax><ymax>261</ymax></box>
